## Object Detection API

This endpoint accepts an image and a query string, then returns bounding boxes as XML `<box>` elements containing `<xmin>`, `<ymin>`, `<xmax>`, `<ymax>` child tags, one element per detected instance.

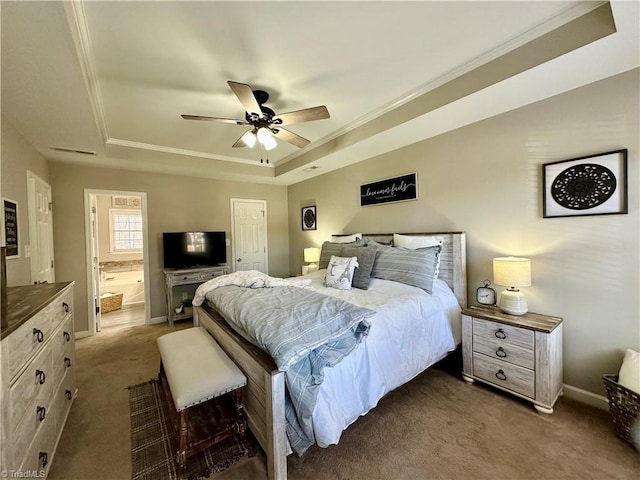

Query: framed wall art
<box><xmin>3</xmin><ymin>198</ymin><xmax>19</xmax><ymax>258</ymax></box>
<box><xmin>301</xmin><ymin>206</ymin><xmax>317</xmax><ymax>231</ymax></box>
<box><xmin>543</xmin><ymin>149</ymin><xmax>628</xmax><ymax>218</ymax></box>
<box><xmin>360</xmin><ymin>172</ymin><xmax>417</xmax><ymax>207</ymax></box>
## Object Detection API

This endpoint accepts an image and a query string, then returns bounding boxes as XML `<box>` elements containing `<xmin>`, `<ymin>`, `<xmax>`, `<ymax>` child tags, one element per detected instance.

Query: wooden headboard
<box><xmin>363</xmin><ymin>232</ymin><xmax>467</xmax><ymax>308</ymax></box>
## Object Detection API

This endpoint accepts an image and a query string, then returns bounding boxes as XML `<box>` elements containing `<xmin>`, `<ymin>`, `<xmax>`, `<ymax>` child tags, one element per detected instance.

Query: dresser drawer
<box><xmin>18</xmin><ymin>402</ymin><xmax>58</xmax><ymax>477</ymax></box>
<box><xmin>473</xmin><ymin>353</ymin><xmax>535</xmax><ymax>399</ymax></box>
<box><xmin>10</xmin><ymin>345</ymin><xmax>55</xmax><ymax>432</ymax></box>
<box><xmin>7</xmin><ymin>290</ymin><xmax>72</xmax><ymax>381</ymax></box>
<box><xmin>473</xmin><ymin>319</ymin><xmax>534</xmax><ymax>369</ymax></box>
<box><xmin>53</xmin><ymin>316</ymin><xmax>76</xmax><ymax>388</ymax></box>
<box><xmin>171</xmin><ymin>272</ymin><xmax>203</xmax><ymax>285</ymax></box>
<box><xmin>12</xmin><ymin>389</ymin><xmax>55</xmax><ymax>470</ymax></box>
<box><xmin>53</xmin><ymin>369</ymin><xmax>76</xmax><ymax>435</ymax></box>
<box><xmin>199</xmin><ymin>269</ymin><xmax>227</xmax><ymax>281</ymax></box>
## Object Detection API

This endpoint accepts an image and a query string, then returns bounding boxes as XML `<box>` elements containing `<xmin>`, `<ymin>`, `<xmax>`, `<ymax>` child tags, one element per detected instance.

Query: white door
<box><xmin>27</xmin><ymin>172</ymin><xmax>55</xmax><ymax>284</ymax></box>
<box><xmin>231</xmin><ymin>199</ymin><xmax>268</xmax><ymax>273</ymax></box>
<box><xmin>89</xmin><ymin>195</ymin><xmax>102</xmax><ymax>332</ymax></box>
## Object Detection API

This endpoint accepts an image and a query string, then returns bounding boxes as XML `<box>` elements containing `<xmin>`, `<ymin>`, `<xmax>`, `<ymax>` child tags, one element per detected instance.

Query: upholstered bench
<box><xmin>157</xmin><ymin>327</ymin><xmax>247</xmax><ymax>473</ymax></box>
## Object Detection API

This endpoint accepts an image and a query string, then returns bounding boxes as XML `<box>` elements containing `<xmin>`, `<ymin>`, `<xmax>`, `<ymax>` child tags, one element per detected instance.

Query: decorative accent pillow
<box><xmin>393</xmin><ymin>234</ymin><xmax>443</xmax><ymax>279</ymax></box>
<box><xmin>331</xmin><ymin>233</ymin><xmax>363</xmax><ymax>243</ymax></box>
<box><xmin>371</xmin><ymin>244</ymin><xmax>441</xmax><ymax>294</ymax></box>
<box><xmin>340</xmin><ymin>244</ymin><xmax>377</xmax><ymax>290</ymax></box>
<box><xmin>619</xmin><ymin>349</ymin><xmax>640</xmax><ymax>394</ymax></box>
<box><xmin>319</xmin><ymin>240</ymin><xmax>364</xmax><ymax>269</ymax></box>
<box><xmin>324</xmin><ymin>256</ymin><xmax>359</xmax><ymax>290</ymax></box>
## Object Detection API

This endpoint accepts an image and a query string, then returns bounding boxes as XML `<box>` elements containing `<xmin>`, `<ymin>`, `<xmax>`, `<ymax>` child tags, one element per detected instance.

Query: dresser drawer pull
<box><xmin>39</xmin><ymin>451</ymin><xmax>48</xmax><ymax>468</ymax></box>
<box><xmin>495</xmin><ymin>370</ymin><xmax>507</xmax><ymax>381</ymax></box>
<box><xmin>66</xmin><ymin>389</ymin><xmax>73</xmax><ymax>400</ymax></box>
<box><xmin>494</xmin><ymin>328</ymin><xmax>507</xmax><ymax>340</ymax></box>
<box><xmin>36</xmin><ymin>405</ymin><xmax>47</xmax><ymax>422</ymax></box>
<box><xmin>64</xmin><ymin>331</ymin><xmax>71</xmax><ymax>342</ymax></box>
<box><xmin>36</xmin><ymin>369</ymin><xmax>47</xmax><ymax>385</ymax></box>
<box><xmin>64</xmin><ymin>357</ymin><xmax>72</xmax><ymax>368</ymax></box>
<box><xmin>495</xmin><ymin>347</ymin><xmax>507</xmax><ymax>358</ymax></box>
<box><xmin>33</xmin><ymin>328</ymin><xmax>44</xmax><ymax>343</ymax></box>
<box><xmin>63</xmin><ymin>302</ymin><xmax>70</xmax><ymax>313</ymax></box>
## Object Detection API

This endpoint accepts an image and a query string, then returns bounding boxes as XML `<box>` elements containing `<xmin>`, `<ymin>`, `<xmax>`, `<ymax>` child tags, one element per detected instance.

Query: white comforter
<box><xmin>305</xmin><ymin>269</ymin><xmax>461</xmax><ymax>448</ymax></box>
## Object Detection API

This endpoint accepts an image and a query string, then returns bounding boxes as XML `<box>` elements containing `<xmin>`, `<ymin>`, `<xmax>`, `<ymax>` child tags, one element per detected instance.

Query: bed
<box><xmin>193</xmin><ymin>232</ymin><xmax>467</xmax><ymax>480</ymax></box>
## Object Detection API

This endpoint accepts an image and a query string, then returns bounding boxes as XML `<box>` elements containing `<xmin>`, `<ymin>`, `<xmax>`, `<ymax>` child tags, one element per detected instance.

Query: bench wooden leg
<box><xmin>177</xmin><ymin>409</ymin><xmax>188</xmax><ymax>474</ymax></box>
<box><xmin>231</xmin><ymin>389</ymin><xmax>247</xmax><ymax>449</ymax></box>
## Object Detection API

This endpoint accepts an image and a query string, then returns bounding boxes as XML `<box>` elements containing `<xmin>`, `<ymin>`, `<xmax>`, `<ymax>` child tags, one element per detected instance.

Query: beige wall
<box><xmin>0</xmin><ymin>118</ymin><xmax>49</xmax><ymax>286</ymax></box>
<box><xmin>288</xmin><ymin>69</ymin><xmax>639</xmax><ymax>396</ymax></box>
<box><xmin>48</xmin><ymin>163</ymin><xmax>289</xmax><ymax>333</ymax></box>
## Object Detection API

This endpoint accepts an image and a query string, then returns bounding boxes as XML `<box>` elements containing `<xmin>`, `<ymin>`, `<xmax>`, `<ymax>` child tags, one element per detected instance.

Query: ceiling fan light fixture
<box><xmin>257</xmin><ymin>127</ymin><xmax>277</xmax><ymax>150</ymax></box>
<box><xmin>241</xmin><ymin>130</ymin><xmax>257</xmax><ymax>148</ymax></box>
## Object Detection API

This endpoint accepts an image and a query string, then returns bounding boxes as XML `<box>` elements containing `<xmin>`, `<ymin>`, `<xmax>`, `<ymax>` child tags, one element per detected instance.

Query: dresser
<box><xmin>461</xmin><ymin>305</ymin><xmax>563</xmax><ymax>414</ymax></box>
<box><xmin>0</xmin><ymin>282</ymin><xmax>76</xmax><ymax>477</ymax></box>
<box><xmin>164</xmin><ymin>266</ymin><xmax>229</xmax><ymax>326</ymax></box>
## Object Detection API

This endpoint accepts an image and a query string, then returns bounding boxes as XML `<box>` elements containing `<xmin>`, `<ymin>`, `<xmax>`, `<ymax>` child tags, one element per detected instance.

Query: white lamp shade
<box><xmin>304</xmin><ymin>247</ymin><xmax>320</xmax><ymax>263</ymax></box>
<box><xmin>241</xmin><ymin>130</ymin><xmax>257</xmax><ymax>148</ymax></box>
<box><xmin>493</xmin><ymin>257</ymin><xmax>531</xmax><ymax>288</ymax></box>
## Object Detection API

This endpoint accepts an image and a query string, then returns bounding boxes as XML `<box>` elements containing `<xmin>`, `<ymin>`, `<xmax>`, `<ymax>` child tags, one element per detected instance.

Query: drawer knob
<box><xmin>66</xmin><ymin>389</ymin><xmax>73</xmax><ymax>400</ymax></box>
<box><xmin>495</xmin><ymin>369</ymin><xmax>507</xmax><ymax>381</ymax></box>
<box><xmin>39</xmin><ymin>451</ymin><xmax>48</xmax><ymax>468</ymax></box>
<box><xmin>496</xmin><ymin>347</ymin><xmax>507</xmax><ymax>358</ymax></box>
<box><xmin>36</xmin><ymin>405</ymin><xmax>47</xmax><ymax>422</ymax></box>
<box><xmin>64</xmin><ymin>357</ymin><xmax>72</xmax><ymax>368</ymax></box>
<box><xmin>33</xmin><ymin>328</ymin><xmax>44</xmax><ymax>343</ymax></box>
<box><xmin>62</xmin><ymin>302</ymin><xmax>70</xmax><ymax>313</ymax></box>
<box><xmin>494</xmin><ymin>328</ymin><xmax>507</xmax><ymax>340</ymax></box>
<box><xmin>64</xmin><ymin>331</ymin><xmax>71</xmax><ymax>342</ymax></box>
<box><xmin>36</xmin><ymin>369</ymin><xmax>47</xmax><ymax>385</ymax></box>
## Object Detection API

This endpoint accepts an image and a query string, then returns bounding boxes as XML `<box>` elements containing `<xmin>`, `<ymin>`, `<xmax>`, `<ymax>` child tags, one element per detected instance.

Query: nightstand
<box><xmin>461</xmin><ymin>305</ymin><xmax>563</xmax><ymax>414</ymax></box>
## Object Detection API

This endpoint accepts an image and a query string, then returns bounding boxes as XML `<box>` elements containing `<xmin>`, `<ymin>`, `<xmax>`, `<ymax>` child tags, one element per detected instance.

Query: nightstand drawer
<box><xmin>473</xmin><ymin>331</ymin><xmax>534</xmax><ymax>369</ymax></box>
<box><xmin>171</xmin><ymin>272</ymin><xmax>203</xmax><ymax>285</ymax></box>
<box><xmin>473</xmin><ymin>354</ymin><xmax>535</xmax><ymax>399</ymax></box>
<box><xmin>473</xmin><ymin>318</ymin><xmax>533</xmax><ymax>350</ymax></box>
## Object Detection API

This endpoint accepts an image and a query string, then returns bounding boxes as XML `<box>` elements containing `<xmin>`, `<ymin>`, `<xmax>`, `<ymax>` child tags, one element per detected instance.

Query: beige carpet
<box><xmin>48</xmin><ymin>323</ymin><xmax>639</xmax><ymax>480</ymax></box>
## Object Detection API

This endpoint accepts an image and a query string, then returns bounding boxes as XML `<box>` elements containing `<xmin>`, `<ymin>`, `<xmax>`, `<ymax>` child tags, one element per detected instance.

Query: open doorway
<box><xmin>84</xmin><ymin>189</ymin><xmax>150</xmax><ymax>334</ymax></box>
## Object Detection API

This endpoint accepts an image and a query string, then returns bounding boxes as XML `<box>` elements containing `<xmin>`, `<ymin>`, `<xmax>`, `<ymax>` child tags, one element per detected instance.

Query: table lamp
<box><xmin>493</xmin><ymin>257</ymin><xmax>531</xmax><ymax>315</ymax></box>
<box><xmin>303</xmin><ymin>247</ymin><xmax>320</xmax><ymax>274</ymax></box>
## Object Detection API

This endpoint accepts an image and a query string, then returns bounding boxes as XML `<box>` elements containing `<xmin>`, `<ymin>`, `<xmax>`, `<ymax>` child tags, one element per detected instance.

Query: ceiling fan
<box><xmin>181</xmin><ymin>81</ymin><xmax>330</xmax><ymax>162</ymax></box>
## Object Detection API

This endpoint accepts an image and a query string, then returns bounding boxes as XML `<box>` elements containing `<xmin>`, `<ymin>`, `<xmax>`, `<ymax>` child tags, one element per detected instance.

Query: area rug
<box><xmin>128</xmin><ymin>379</ymin><xmax>246</xmax><ymax>480</ymax></box>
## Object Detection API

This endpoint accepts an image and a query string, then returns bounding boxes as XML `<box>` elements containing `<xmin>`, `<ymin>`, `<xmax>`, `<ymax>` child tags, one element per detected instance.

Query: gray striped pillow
<box><xmin>371</xmin><ymin>244</ymin><xmax>441</xmax><ymax>294</ymax></box>
<box><xmin>319</xmin><ymin>240</ymin><xmax>364</xmax><ymax>269</ymax></box>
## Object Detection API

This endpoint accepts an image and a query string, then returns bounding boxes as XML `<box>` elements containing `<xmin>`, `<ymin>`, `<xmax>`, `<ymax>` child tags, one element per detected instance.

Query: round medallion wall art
<box><xmin>543</xmin><ymin>149</ymin><xmax>628</xmax><ymax>218</ymax></box>
<box><xmin>301</xmin><ymin>206</ymin><xmax>317</xmax><ymax>230</ymax></box>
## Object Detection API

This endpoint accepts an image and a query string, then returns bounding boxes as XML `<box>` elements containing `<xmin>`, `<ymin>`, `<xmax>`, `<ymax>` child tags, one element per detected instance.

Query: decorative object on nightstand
<box><xmin>476</xmin><ymin>279</ymin><xmax>496</xmax><ymax>306</ymax></box>
<box><xmin>493</xmin><ymin>257</ymin><xmax>531</xmax><ymax>315</ymax></box>
<box><xmin>461</xmin><ymin>306</ymin><xmax>563</xmax><ymax>414</ymax></box>
<box><xmin>303</xmin><ymin>247</ymin><xmax>320</xmax><ymax>274</ymax></box>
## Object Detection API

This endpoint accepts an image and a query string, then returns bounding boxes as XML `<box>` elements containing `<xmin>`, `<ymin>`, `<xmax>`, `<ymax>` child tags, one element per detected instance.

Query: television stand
<box><xmin>164</xmin><ymin>266</ymin><xmax>229</xmax><ymax>326</ymax></box>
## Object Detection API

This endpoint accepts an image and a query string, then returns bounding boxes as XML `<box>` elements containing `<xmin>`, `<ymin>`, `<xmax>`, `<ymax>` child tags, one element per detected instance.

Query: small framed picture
<box><xmin>301</xmin><ymin>206</ymin><xmax>317</xmax><ymax>231</ymax></box>
<box><xmin>543</xmin><ymin>149</ymin><xmax>628</xmax><ymax>218</ymax></box>
<box><xmin>3</xmin><ymin>198</ymin><xmax>20</xmax><ymax>258</ymax></box>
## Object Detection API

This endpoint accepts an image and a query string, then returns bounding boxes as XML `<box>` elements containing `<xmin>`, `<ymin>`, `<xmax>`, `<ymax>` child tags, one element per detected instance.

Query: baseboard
<box><xmin>563</xmin><ymin>383</ymin><xmax>609</xmax><ymax>411</ymax></box>
<box><xmin>149</xmin><ymin>316</ymin><xmax>166</xmax><ymax>325</ymax></box>
<box><xmin>75</xmin><ymin>330</ymin><xmax>90</xmax><ymax>339</ymax></box>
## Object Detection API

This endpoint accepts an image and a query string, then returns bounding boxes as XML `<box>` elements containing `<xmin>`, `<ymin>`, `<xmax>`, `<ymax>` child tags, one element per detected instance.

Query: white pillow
<box><xmin>324</xmin><ymin>255</ymin><xmax>359</xmax><ymax>290</ymax></box>
<box><xmin>331</xmin><ymin>233</ymin><xmax>363</xmax><ymax>244</ymax></box>
<box><xmin>393</xmin><ymin>233</ymin><xmax>443</xmax><ymax>249</ymax></box>
<box><xmin>619</xmin><ymin>349</ymin><xmax>640</xmax><ymax>394</ymax></box>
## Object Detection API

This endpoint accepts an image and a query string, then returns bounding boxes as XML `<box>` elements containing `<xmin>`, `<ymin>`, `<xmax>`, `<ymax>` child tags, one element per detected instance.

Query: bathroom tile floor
<box><xmin>101</xmin><ymin>303</ymin><xmax>145</xmax><ymax>330</ymax></box>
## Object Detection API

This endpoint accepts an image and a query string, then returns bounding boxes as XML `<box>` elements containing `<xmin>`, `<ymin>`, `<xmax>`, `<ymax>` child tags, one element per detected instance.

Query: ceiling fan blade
<box><xmin>227</xmin><ymin>81</ymin><xmax>262</xmax><ymax>117</ymax></box>
<box><xmin>273</xmin><ymin>128</ymin><xmax>310</xmax><ymax>148</ymax></box>
<box><xmin>274</xmin><ymin>106</ymin><xmax>329</xmax><ymax>126</ymax></box>
<box><xmin>181</xmin><ymin>114</ymin><xmax>247</xmax><ymax>125</ymax></box>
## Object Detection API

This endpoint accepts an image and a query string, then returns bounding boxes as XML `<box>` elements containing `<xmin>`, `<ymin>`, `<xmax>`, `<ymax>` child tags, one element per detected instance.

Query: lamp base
<box><xmin>498</xmin><ymin>289</ymin><xmax>528</xmax><ymax>316</ymax></box>
<box><xmin>307</xmin><ymin>263</ymin><xmax>319</xmax><ymax>273</ymax></box>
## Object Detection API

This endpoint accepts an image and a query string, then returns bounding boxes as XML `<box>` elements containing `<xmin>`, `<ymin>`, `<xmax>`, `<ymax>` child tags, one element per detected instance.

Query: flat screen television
<box><xmin>163</xmin><ymin>231</ymin><xmax>227</xmax><ymax>269</ymax></box>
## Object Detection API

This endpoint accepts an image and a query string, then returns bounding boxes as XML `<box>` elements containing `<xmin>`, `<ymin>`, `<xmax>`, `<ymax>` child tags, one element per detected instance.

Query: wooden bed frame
<box><xmin>194</xmin><ymin>232</ymin><xmax>467</xmax><ymax>480</ymax></box>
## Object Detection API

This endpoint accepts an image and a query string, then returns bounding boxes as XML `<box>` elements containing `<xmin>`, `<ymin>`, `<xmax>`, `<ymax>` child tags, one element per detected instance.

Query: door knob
<box><xmin>237</xmin><ymin>258</ymin><xmax>242</xmax><ymax>262</ymax></box>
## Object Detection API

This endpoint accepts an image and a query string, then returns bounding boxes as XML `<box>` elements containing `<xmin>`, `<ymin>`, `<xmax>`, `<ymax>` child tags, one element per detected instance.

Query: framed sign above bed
<box><xmin>360</xmin><ymin>172</ymin><xmax>417</xmax><ymax>207</ymax></box>
<box><xmin>543</xmin><ymin>149</ymin><xmax>628</xmax><ymax>218</ymax></box>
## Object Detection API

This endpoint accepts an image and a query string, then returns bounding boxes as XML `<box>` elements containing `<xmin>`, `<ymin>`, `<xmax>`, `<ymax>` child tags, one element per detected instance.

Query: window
<box><xmin>109</xmin><ymin>208</ymin><xmax>143</xmax><ymax>253</ymax></box>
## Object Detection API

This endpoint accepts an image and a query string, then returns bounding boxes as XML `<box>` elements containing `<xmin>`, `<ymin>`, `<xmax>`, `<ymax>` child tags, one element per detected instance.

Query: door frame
<box><xmin>229</xmin><ymin>198</ymin><xmax>268</xmax><ymax>274</ymax></box>
<box><xmin>83</xmin><ymin>189</ymin><xmax>151</xmax><ymax>335</ymax></box>
<box><xmin>26</xmin><ymin>171</ymin><xmax>55</xmax><ymax>284</ymax></box>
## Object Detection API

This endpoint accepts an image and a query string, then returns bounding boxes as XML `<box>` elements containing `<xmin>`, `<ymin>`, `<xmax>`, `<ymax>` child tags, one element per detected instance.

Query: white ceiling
<box><xmin>2</xmin><ymin>1</ymin><xmax>638</xmax><ymax>186</ymax></box>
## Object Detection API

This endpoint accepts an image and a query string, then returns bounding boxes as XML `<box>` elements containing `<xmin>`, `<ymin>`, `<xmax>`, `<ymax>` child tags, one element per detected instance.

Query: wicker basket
<box><xmin>602</xmin><ymin>374</ymin><xmax>640</xmax><ymax>451</ymax></box>
<box><xmin>101</xmin><ymin>292</ymin><xmax>123</xmax><ymax>314</ymax></box>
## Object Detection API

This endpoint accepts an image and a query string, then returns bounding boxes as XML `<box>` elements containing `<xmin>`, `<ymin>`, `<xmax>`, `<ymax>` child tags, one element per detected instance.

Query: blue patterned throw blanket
<box><xmin>202</xmin><ymin>280</ymin><xmax>373</xmax><ymax>455</ymax></box>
